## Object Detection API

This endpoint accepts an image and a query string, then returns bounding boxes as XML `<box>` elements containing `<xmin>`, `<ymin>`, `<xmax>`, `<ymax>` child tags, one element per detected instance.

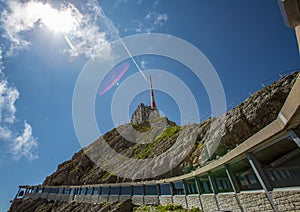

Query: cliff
<box><xmin>42</xmin><ymin>72</ymin><xmax>298</xmax><ymax>186</ymax></box>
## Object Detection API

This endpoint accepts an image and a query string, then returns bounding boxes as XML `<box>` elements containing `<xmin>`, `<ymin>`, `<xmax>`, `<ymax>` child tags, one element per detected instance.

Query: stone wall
<box><xmin>217</xmin><ymin>193</ymin><xmax>241</xmax><ymax>212</ymax></box>
<box><xmin>200</xmin><ymin>194</ymin><xmax>218</xmax><ymax>212</ymax></box>
<box><xmin>132</xmin><ymin>195</ymin><xmax>144</xmax><ymax>205</ymax></box>
<box><xmin>99</xmin><ymin>195</ymin><xmax>108</xmax><ymax>203</ymax></box>
<box><xmin>108</xmin><ymin>195</ymin><xmax>119</xmax><ymax>202</ymax></box>
<box><xmin>271</xmin><ymin>190</ymin><xmax>300</xmax><ymax>211</ymax></box>
<box><xmin>144</xmin><ymin>195</ymin><xmax>159</xmax><ymax>205</ymax></box>
<box><xmin>18</xmin><ymin>189</ymin><xmax>300</xmax><ymax>211</ymax></box>
<box><xmin>186</xmin><ymin>195</ymin><xmax>202</xmax><ymax>210</ymax></box>
<box><xmin>237</xmin><ymin>191</ymin><xmax>273</xmax><ymax>211</ymax></box>
<box><xmin>91</xmin><ymin>195</ymin><xmax>99</xmax><ymax>203</ymax></box>
<box><xmin>119</xmin><ymin>195</ymin><xmax>131</xmax><ymax>202</ymax></box>
<box><xmin>159</xmin><ymin>196</ymin><xmax>173</xmax><ymax>205</ymax></box>
<box><xmin>173</xmin><ymin>196</ymin><xmax>187</xmax><ymax>208</ymax></box>
<box><xmin>84</xmin><ymin>194</ymin><xmax>92</xmax><ymax>203</ymax></box>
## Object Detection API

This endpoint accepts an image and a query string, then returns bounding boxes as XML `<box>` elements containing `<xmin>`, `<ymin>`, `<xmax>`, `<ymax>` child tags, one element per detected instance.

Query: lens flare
<box><xmin>98</xmin><ymin>61</ymin><xmax>130</xmax><ymax>95</ymax></box>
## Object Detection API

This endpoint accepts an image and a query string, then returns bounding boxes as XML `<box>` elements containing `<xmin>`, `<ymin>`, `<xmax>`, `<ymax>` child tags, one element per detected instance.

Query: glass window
<box><xmin>31</xmin><ymin>187</ymin><xmax>38</xmax><ymax>193</ymax></box>
<box><xmin>255</xmin><ymin>137</ymin><xmax>300</xmax><ymax>188</ymax></box>
<box><xmin>231</xmin><ymin>159</ymin><xmax>262</xmax><ymax>191</ymax></box>
<box><xmin>133</xmin><ymin>185</ymin><xmax>144</xmax><ymax>195</ymax></box>
<box><xmin>101</xmin><ymin>187</ymin><xmax>109</xmax><ymax>195</ymax></box>
<box><xmin>198</xmin><ymin>176</ymin><xmax>213</xmax><ymax>194</ymax></box>
<box><xmin>121</xmin><ymin>186</ymin><xmax>132</xmax><ymax>195</ymax></box>
<box><xmin>80</xmin><ymin>188</ymin><xmax>87</xmax><ymax>195</ymax></box>
<box><xmin>87</xmin><ymin>187</ymin><xmax>93</xmax><ymax>195</ymax></box>
<box><xmin>58</xmin><ymin>188</ymin><xmax>64</xmax><ymax>194</ymax></box>
<box><xmin>145</xmin><ymin>185</ymin><xmax>158</xmax><ymax>195</ymax></box>
<box><xmin>160</xmin><ymin>183</ymin><xmax>171</xmax><ymax>195</ymax></box>
<box><xmin>172</xmin><ymin>181</ymin><xmax>185</xmax><ymax>195</ymax></box>
<box><xmin>38</xmin><ymin>187</ymin><xmax>43</xmax><ymax>193</ymax></box>
<box><xmin>70</xmin><ymin>188</ymin><xmax>76</xmax><ymax>195</ymax></box>
<box><xmin>50</xmin><ymin>188</ymin><xmax>59</xmax><ymax>194</ymax></box>
<box><xmin>93</xmin><ymin>187</ymin><xmax>100</xmax><ymax>195</ymax></box>
<box><xmin>184</xmin><ymin>178</ymin><xmax>198</xmax><ymax>194</ymax></box>
<box><xmin>110</xmin><ymin>186</ymin><xmax>120</xmax><ymax>195</ymax></box>
<box><xmin>213</xmin><ymin>169</ymin><xmax>233</xmax><ymax>193</ymax></box>
<box><xmin>17</xmin><ymin>189</ymin><xmax>25</xmax><ymax>198</ymax></box>
<box><xmin>64</xmin><ymin>188</ymin><xmax>70</xmax><ymax>194</ymax></box>
<box><xmin>43</xmin><ymin>188</ymin><xmax>51</xmax><ymax>193</ymax></box>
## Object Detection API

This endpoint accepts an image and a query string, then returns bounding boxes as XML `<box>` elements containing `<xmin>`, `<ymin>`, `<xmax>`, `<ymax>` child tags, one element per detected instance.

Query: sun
<box><xmin>25</xmin><ymin>2</ymin><xmax>80</xmax><ymax>33</ymax></box>
<box><xmin>42</xmin><ymin>7</ymin><xmax>77</xmax><ymax>33</ymax></box>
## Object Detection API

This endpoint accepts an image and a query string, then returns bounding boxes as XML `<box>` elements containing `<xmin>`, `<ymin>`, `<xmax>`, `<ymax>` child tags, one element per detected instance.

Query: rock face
<box><xmin>9</xmin><ymin>198</ymin><xmax>134</xmax><ymax>212</ymax></box>
<box><xmin>42</xmin><ymin>73</ymin><xmax>298</xmax><ymax>186</ymax></box>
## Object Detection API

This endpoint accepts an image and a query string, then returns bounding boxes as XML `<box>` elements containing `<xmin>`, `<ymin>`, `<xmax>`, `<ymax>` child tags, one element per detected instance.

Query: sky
<box><xmin>0</xmin><ymin>0</ymin><xmax>300</xmax><ymax>211</ymax></box>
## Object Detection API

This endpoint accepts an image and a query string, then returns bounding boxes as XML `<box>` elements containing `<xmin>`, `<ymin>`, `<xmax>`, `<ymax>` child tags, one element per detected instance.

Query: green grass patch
<box><xmin>132</xmin><ymin>126</ymin><xmax>181</xmax><ymax>159</ymax></box>
<box><xmin>134</xmin><ymin>204</ymin><xmax>203</xmax><ymax>212</ymax></box>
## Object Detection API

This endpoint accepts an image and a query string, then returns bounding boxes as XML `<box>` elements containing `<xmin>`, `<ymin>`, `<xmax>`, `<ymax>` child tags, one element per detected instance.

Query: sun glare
<box><xmin>25</xmin><ymin>2</ymin><xmax>79</xmax><ymax>33</ymax></box>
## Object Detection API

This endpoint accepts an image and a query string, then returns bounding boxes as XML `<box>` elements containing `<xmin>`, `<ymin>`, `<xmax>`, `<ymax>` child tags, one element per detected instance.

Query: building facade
<box><xmin>130</xmin><ymin>103</ymin><xmax>160</xmax><ymax>125</ymax></box>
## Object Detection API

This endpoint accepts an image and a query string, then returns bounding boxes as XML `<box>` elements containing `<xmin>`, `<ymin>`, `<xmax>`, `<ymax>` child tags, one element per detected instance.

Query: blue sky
<box><xmin>0</xmin><ymin>0</ymin><xmax>300</xmax><ymax>211</ymax></box>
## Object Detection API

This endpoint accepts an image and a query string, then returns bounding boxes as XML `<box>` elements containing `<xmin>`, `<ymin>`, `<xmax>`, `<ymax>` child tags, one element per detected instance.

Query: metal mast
<box><xmin>149</xmin><ymin>74</ymin><xmax>157</xmax><ymax>109</ymax></box>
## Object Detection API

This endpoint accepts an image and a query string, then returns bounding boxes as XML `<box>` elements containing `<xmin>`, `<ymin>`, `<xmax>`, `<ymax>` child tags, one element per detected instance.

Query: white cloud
<box><xmin>140</xmin><ymin>59</ymin><xmax>148</xmax><ymax>70</ymax></box>
<box><xmin>0</xmin><ymin>0</ymin><xmax>116</xmax><ymax>59</ymax></box>
<box><xmin>144</xmin><ymin>12</ymin><xmax>168</xmax><ymax>33</ymax></box>
<box><xmin>152</xmin><ymin>0</ymin><xmax>159</xmax><ymax>8</ymax></box>
<box><xmin>0</xmin><ymin>77</ymin><xmax>19</xmax><ymax>124</ymax></box>
<box><xmin>145</xmin><ymin>12</ymin><xmax>168</xmax><ymax>27</ymax></box>
<box><xmin>135</xmin><ymin>21</ymin><xmax>143</xmax><ymax>33</ymax></box>
<box><xmin>0</xmin><ymin>48</ymin><xmax>38</xmax><ymax>161</ymax></box>
<box><xmin>0</xmin><ymin>76</ymin><xmax>38</xmax><ymax>161</ymax></box>
<box><xmin>0</xmin><ymin>126</ymin><xmax>12</xmax><ymax>141</ymax></box>
<box><xmin>11</xmin><ymin>121</ymin><xmax>38</xmax><ymax>161</ymax></box>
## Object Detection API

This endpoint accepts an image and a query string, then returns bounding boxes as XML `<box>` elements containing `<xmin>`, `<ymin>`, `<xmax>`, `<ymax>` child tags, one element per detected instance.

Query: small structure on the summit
<box><xmin>131</xmin><ymin>74</ymin><xmax>160</xmax><ymax>125</ymax></box>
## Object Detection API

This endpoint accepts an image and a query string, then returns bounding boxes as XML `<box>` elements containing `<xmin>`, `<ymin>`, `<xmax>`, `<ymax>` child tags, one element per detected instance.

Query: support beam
<box><xmin>208</xmin><ymin>173</ymin><xmax>220</xmax><ymax>211</ymax></box>
<box><xmin>194</xmin><ymin>177</ymin><xmax>204</xmax><ymax>211</ymax></box>
<box><xmin>208</xmin><ymin>173</ymin><xmax>218</xmax><ymax>194</ymax></box>
<box><xmin>169</xmin><ymin>183</ymin><xmax>174</xmax><ymax>204</ymax></box>
<box><xmin>225</xmin><ymin>165</ymin><xmax>240</xmax><ymax>193</ymax></box>
<box><xmin>288</xmin><ymin>130</ymin><xmax>300</xmax><ymax>147</ymax></box>
<box><xmin>182</xmin><ymin>180</ymin><xmax>189</xmax><ymax>208</ymax></box>
<box><xmin>246</xmin><ymin>153</ymin><xmax>278</xmax><ymax>212</ymax></box>
<box><xmin>142</xmin><ymin>184</ymin><xmax>145</xmax><ymax>205</ymax></box>
<box><xmin>225</xmin><ymin>165</ymin><xmax>244</xmax><ymax>212</ymax></box>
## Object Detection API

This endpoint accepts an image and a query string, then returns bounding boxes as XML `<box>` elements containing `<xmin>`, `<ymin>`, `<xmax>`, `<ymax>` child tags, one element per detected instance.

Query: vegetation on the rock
<box><xmin>134</xmin><ymin>204</ymin><xmax>203</xmax><ymax>212</ymax></box>
<box><xmin>129</xmin><ymin>126</ymin><xmax>181</xmax><ymax>159</ymax></box>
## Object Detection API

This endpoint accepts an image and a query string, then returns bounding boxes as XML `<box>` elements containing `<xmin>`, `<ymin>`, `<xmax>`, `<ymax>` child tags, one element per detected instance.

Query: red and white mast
<box><xmin>149</xmin><ymin>74</ymin><xmax>157</xmax><ymax>109</ymax></box>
